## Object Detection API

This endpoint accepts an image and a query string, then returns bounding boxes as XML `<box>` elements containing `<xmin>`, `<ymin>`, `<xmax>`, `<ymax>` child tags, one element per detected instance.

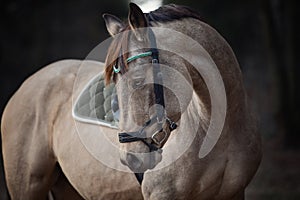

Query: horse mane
<box><xmin>146</xmin><ymin>4</ymin><xmax>202</xmax><ymax>23</ymax></box>
<box><xmin>104</xmin><ymin>4</ymin><xmax>202</xmax><ymax>84</ymax></box>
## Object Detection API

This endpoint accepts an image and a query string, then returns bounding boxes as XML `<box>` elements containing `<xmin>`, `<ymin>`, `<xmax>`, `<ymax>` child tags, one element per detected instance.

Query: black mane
<box><xmin>146</xmin><ymin>4</ymin><xmax>202</xmax><ymax>23</ymax></box>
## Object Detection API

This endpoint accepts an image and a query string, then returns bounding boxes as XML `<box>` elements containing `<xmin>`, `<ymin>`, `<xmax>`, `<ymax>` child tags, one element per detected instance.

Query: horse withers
<box><xmin>1</xmin><ymin>3</ymin><xmax>261</xmax><ymax>200</ymax></box>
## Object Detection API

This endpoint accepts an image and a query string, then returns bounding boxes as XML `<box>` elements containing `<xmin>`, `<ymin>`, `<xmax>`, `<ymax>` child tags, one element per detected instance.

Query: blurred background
<box><xmin>0</xmin><ymin>0</ymin><xmax>299</xmax><ymax>199</ymax></box>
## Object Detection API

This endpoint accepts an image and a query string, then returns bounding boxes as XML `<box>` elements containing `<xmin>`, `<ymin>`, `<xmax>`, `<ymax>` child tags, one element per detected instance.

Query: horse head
<box><xmin>103</xmin><ymin>3</ymin><xmax>193</xmax><ymax>174</ymax></box>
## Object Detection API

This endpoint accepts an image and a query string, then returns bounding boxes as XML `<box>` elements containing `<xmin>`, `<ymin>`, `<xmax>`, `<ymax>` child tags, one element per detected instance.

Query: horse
<box><xmin>1</xmin><ymin>3</ymin><xmax>261</xmax><ymax>200</ymax></box>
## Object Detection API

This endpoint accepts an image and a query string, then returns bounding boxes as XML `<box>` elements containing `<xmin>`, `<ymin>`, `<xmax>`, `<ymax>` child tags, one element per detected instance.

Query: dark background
<box><xmin>1</xmin><ymin>0</ymin><xmax>299</xmax><ymax>199</ymax></box>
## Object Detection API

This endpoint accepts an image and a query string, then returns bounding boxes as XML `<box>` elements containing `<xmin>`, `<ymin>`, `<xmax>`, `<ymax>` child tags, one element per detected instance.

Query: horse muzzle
<box><xmin>120</xmin><ymin>150</ymin><xmax>162</xmax><ymax>173</ymax></box>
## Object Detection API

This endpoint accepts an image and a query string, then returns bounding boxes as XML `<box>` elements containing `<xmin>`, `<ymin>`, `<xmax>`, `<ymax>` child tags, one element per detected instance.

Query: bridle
<box><xmin>112</xmin><ymin>28</ymin><xmax>178</xmax><ymax>184</ymax></box>
<box><xmin>114</xmin><ymin>28</ymin><xmax>177</xmax><ymax>151</ymax></box>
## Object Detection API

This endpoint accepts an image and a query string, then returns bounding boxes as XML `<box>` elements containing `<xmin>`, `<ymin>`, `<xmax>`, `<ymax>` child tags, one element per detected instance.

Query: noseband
<box><xmin>113</xmin><ymin>28</ymin><xmax>177</xmax><ymax>184</ymax></box>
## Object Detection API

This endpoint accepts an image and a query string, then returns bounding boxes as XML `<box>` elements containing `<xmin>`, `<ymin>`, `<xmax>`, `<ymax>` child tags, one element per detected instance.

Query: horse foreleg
<box><xmin>2</xmin><ymin>126</ymin><xmax>58</xmax><ymax>200</ymax></box>
<box><xmin>2</xmin><ymin>145</ymin><xmax>58</xmax><ymax>200</ymax></box>
<box><xmin>49</xmin><ymin>167</ymin><xmax>84</xmax><ymax>200</ymax></box>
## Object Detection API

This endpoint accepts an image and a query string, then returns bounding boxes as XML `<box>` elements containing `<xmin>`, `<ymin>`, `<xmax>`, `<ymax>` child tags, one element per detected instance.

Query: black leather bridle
<box><xmin>113</xmin><ymin>28</ymin><xmax>178</xmax><ymax>184</ymax></box>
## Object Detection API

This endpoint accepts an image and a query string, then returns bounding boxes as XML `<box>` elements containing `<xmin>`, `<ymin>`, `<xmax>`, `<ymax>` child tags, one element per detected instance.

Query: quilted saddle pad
<box><xmin>72</xmin><ymin>73</ymin><xmax>119</xmax><ymax>129</ymax></box>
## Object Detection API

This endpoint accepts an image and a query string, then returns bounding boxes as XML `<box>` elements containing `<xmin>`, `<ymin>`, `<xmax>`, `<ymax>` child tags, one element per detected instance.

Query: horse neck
<box><xmin>186</xmin><ymin>62</ymin><xmax>211</xmax><ymax>117</ymax></box>
<box><xmin>158</xmin><ymin>19</ymin><xmax>247</xmax><ymax>118</ymax></box>
<box><xmin>186</xmin><ymin>90</ymin><xmax>210</xmax><ymax>133</ymax></box>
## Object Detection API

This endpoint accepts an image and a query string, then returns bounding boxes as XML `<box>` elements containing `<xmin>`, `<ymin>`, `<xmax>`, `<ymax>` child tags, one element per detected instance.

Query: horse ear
<box><xmin>103</xmin><ymin>14</ymin><xmax>125</xmax><ymax>37</ymax></box>
<box><xmin>128</xmin><ymin>3</ymin><xmax>148</xmax><ymax>41</ymax></box>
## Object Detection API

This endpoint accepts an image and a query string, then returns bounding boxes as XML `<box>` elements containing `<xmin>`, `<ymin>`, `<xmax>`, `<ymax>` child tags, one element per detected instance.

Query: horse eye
<box><xmin>130</xmin><ymin>78</ymin><xmax>145</xmax><ymax>89</ymax></box>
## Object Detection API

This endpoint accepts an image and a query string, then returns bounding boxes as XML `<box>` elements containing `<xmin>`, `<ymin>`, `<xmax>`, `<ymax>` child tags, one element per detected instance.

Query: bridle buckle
<box><xmin>151</xmin><ymin>129</ymin><xmax>167</xmax><ymax>145</ymax></box>
<box><xmin>152</xmin><ymin>58</ymin><xmax>158</xmax><ymax>64</ymax></box>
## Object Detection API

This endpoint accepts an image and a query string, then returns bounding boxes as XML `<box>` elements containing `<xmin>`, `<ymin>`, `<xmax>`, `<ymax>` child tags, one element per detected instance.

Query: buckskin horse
<box><xmin>1</xmin><ymin>3</ymin><xmax>261</xmax><ymax>200</ymax></box>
